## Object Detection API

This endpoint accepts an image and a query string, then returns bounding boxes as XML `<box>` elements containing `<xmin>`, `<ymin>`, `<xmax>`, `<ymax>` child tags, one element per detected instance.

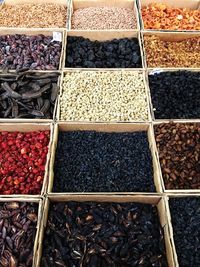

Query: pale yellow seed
<box><xmin>60</xmin><ymin>71</ymin><xmax>149</xmax><ymax>122</ymax></box>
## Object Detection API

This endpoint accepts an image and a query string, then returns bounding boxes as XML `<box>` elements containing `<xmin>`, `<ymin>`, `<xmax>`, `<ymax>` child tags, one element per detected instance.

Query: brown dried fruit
<box><xmin>155</xmin><ymin>122</ymin><xmax>200</xmax><ymax>190</ymax></box>
<box><xmin>144</xmin><ymin>35</ymin><xmax>200</xmax><ymax>68</ymax></box>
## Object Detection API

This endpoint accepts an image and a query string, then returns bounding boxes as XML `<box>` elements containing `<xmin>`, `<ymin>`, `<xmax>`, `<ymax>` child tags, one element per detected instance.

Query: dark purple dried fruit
<box><xmin>0</xmin><ymin>34</ymin><xmax>62</xmax><ymax>70</ymax></box>
<box><xmin>0</xmin><ymin>202</ymin><xmax>38</xmax><ymax>267</ymax></box>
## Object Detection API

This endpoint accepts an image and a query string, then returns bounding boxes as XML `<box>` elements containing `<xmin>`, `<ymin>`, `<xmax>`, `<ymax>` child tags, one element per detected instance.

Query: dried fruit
<box><xmin>0</xmin><ymin>130</ymin><xmax>50</xmax><ymax>195</ymax></box>
<box><xmin>42</xmin><ymin>201</ymin><xmax>167</xmax><ymax>267</ymax></box>
<box><xmin>148</xmin><ymin>71</ymin><xmax>200</xmax><ymax>119</ymax></box>
<box><xmin>0</xmin><ymin>34</ymin><xmax>62</xmax><ymax>70</ymax></box>
<box><xmin>142</xmin><ymin>3</ymin><xmax>200</xmax><ymax>31</ymax></box>
<box><xmin>0</xmin><ymin>71</ymin><xmax>60</xmax><ymax>119</ymax></box>
<box><xmin>169</xmin><ymin>197</ymin><xmax>200</xmax><ymax>266</ymax></box>
<box><xmin>66</xmin><ymin>36</ymin><xmax>142</xmax><ymax>68</ymax></box>
<box><xmin>53</xmin><ymin>131</ymin><xmax>155</xmax><ymax>192</ymax></box>
<box><xmin>155</xmin><ymin>123</ymin><xmax>200</xmax><ymax>190</ymax></box>
<box><xmin>144</xmin><ymin>35</ymin><xmax>200</xmax><ymax>68</ymax></box>
<box><xmin>0</xmin><ymin>202</ymin><xmax>38</xmax><ymax>267</ymax></box>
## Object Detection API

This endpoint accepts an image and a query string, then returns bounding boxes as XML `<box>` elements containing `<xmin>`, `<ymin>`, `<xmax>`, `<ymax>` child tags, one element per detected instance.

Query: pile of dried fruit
<box><xmin>169</xmin><ymin>197</ymin><xmax>200</xmax><ymax>266</ymax></box>
<box><xmin>155</xmin><ymin>123</ymin><xmax>200</xmax><ymax>190</ymax></box>
<box><xmin>72</xmin><ymin>7</ymin><xmax>137</xmax><ymax>30</ymax></box>
<box><xmin>0</xmin><ymin>34</ymin><xmax>62</xmax><ymax>70</ymax></box>
<box><xmin>142</xmin><ymin>3</ymin><xmax>200</xmax><ymax>30</ymax></box>
<box><xmin>0</xmin><ymin>201</ymin><xmax>38</xmax><ymax>267</ymax></box>
<box><xmin>0</xmin><ymin>130</ymin><xmax>50</xmax><ymax>194</ymax></box>
<box><xmin>0</xmin><ymin>4</ymin><xmax>67</xmax><ymax>28</ymax></box>
<box><xmin>42</xmin><ymin>201</ymin><xmax>167</xmax><ymax>266</ymax></box>
<box><xmin>144</xmin><ymin>35</ymin><xmax>200</xmax><ymax>68</ymax></box>
<box><xmin>66</xmin><ymin>36</ymin><xmax>142</xmax><ymax>68</ymax></box>
<box><xmin>149</xmin><ymin>71</ymin><xmax>200</xmax><ymax>119</ymax></box>
<box><xmin>0</xmin><ymin>72</ymin><xmax>60</xmax><ymax>119</ymax></box>
<box><xmin>60</xmin><ymin>71</ymin><xmax>148</xmax><ymax>122</ymax></box>
<box><xmin>53</xmin><ymin>131</ymin><xmax>155</xmax><ymax>192</ymax></box>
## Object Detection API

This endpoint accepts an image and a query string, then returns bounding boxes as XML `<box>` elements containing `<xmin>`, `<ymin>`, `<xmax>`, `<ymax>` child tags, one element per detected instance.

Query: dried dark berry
<box><xmin>149</xmin><ymin>71</ymin><xmax>200</xmax><ymax>119</ymax></box>
<box><xmin>169</xmin><ymin>197</ymin><xmax>200</xmax><ymax>267</ymax></box>
<box><xmin>42</xmin><ymin>202</ymin><xmax>168</xmax><ymax>267</ymax></box>
<box><xmin>53</xmin><ymin>131</ymin><xmax>155</xmax><ymax>192</ymax></box>
<box><xmin>65</xmin><ymin>36</ymin><xmax>142</xmax><ymax>68</ymax></box>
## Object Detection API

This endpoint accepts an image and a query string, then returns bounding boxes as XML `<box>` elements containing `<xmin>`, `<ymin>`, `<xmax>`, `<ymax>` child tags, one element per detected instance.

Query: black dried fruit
<box><xmin>42</xmin><ymin>201</ymin><xmax>168</xmax><ymax>267</ymax></box>
<box><xmin>169</xmin><ymin>197</ymin><xmax>200</xmax><ymax>267</ymax></box>
<box><xmin>53</xmin><ymin>131</ymin><xmax>155</xmax><ymax>192</ymax></box>
<box><xmin>65</xmin><ymin>36</ymin><xmax>142</xmax><ymax>68</ymax></box>
<box><xmin>149</xmin><ymin>71</ymin><xmax>200</xmax><ymax>119</ymax></box>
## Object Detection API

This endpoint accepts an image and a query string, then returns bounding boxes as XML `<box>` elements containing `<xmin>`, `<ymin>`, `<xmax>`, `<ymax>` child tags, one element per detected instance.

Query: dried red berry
<box><xmin>0</xmin><ymin>130</ymin><xmax>50</xmax><ymax>195</ymax></box>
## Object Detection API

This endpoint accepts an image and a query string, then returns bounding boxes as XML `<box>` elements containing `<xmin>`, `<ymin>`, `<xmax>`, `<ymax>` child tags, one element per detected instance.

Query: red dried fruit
<box><xmin>0</xmin><ymin>130</ymin><xmax>50</xmax><ymax>195</ymax></box>
<box><xmin>21</xmin><ymin>148</ymin><xmax>27</xmax><ymax>154</ymax></box>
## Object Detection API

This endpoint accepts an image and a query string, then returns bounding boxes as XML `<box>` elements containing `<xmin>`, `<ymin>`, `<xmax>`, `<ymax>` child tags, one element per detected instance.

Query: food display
<box><xmin>0</xmin><ymin>0</ymin><xmax>199</xmax><ymax>266</ymax></box>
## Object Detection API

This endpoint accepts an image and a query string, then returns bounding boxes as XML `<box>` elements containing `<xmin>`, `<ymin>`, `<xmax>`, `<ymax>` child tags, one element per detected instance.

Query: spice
<box><xmin>60</xmin><ymin>71</ymin><xmax>148</xmax><ymax>122</ymax></box>
<box><xmin>155</xmin><ymin>123</ymin><xmax>200</xmax><ymax>190</ymax></box>
<box><xmin>149</xmin><ymin>71</ymin><xmax>200</xmax><ymax>119</ymax></box>
<box><xmin>0</xmin><ymin>71</ymin><xmax>60</xmax><ymax>119</ymax></box>
<box><xmin>53</xmin><ymin>131</ymin><xmax>155</xmax><ymax>192</ymax></box>
<box><xmin>42</xmin><ymin>201</ymin><xmax>167</xmax><ymax>266</ymax></box>
<box><xmin>0</xmin><ymin>34</ymin><xmax>62</xmax><ymax>70</ymax></box>
<box><xmin>144</xmin><ymin>35</ymin><xmax>200</xmax><ymax>68</ymax></box>
<box><xmin>142</xmin><ymin>3</ymin><xmax>200</xmax><ymax>31</ymax></box>
<box><xmin>169</xmin><ymin>197</ymin><xmax>200</xmax><ymax>267</ymax></box>
<box><xmin>0</xmin><ymin>202</ymin><xmax>38</xmax><ymax>267</ymax></box>
<box><xmin>72</xmin><ymin>7</ymin><xmax>137</xmax><ymax>30</ymax></box>
<box><xmin>0</xmin><ymin>130</ymin><xmax>50</xmax><ymax>194</ymax></box>
<box><xmin>0</xmin><ymin>4</ymin><xmax>67</xmax><ymax>28</ymax></box>
<box><xmin>66</xmin><ymin>36</ymin><xmax>142</xmax><ymax>68</ymax></box>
